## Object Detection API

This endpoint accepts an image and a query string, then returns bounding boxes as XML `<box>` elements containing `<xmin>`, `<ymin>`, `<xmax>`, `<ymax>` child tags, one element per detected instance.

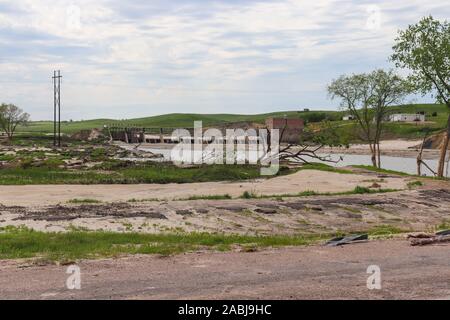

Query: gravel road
<box><xmin>1</xmin><ymin>239</ymin><xmax>449</xmax><ymax>300</ymax></box>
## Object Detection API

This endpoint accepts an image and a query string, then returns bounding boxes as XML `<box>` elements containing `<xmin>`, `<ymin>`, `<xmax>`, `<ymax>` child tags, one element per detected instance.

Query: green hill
<box><xmin>17</xmin><ymin>103</ymin><xmax>448</xmax><ymax>140</ymax></box>
<box><xmin>18</xmin><ymin>110</ymin><xmax>342</xmax><ymax>134</ymax></box>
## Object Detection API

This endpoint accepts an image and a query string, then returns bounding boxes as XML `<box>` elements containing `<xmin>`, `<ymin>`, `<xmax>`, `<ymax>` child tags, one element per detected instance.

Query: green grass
<box><xmin>182</xmin><ymin>194</ymin><xmax>233</xmax><ymax>201</ymax></box>
<box><xmin>436</xmin><ymin>220</ymin><xmax>450</xmax><ymax>231</ymax></box>
<box><xmin>353</xmin><ymin>165</ymin><xmax>411</xmax><ymax>176</ymax></box>
<box><xmin>2</xmin><ymin>132</ymin><xmax>95</xmax><ymax>147</ymax></box>
<box><xmin>324</xmin><ymin>103</ymin><xmax>449</xmax><ymax>141</ymax></box>
<box><xmin>127</xmin><ymin>198</ymin><xmax>163</xmax><ymax>203</ymax></box>
<box><xmin>353</xmin><ymin>165</ymin><xmax>449</xmax><ymax>181</ymax></box>
<box><xmin>18</xmin><ymin>110</ymin><xmax>340</xmax><ymax>134</ymax></box>
<box><xmin>67</xmin><ymin>199</ymin><xmax>102</xmax><ymax>204</ymax></box>
<box><xmin>0</xmin><ymin>226</ymin><xmax>330</xmax><ymax>262</ymax></box>
<box><xmin>359</xmin><ymin>225</ymin><xmax>409</xmax><ymax>236</ymax></box>
<box><xmin>240</xmin><ymin>191</ymin><xmax>258</xmax><ymax>199</ymax></box>
<box><xmin>0</xmin><ymin>224</ymin><xmax>413</xmax><ymax>262</ymax></box>
<box><xmin>236</xmin><ymin>186</ymin><xmax>400</xmax><ymax>200</ymax></box>
<box><xmin>407</xmin><ymin>180</ymin><xmax>424</xmax><ymax>189</ymax></box>
<box><xmin>298</xmin><ymin>163</ymin><xmax>353</xmax><ymax>174</ymax></box>
<box><xmin>0</xmin><ymin>163</ymin><xmax>267</xmax><ymax>185</ymax></box>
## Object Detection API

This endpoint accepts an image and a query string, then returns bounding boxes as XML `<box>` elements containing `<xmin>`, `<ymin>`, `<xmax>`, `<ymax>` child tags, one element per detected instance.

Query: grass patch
<box><xmin>239</xmin><ymin>186</ymin><xmax>400</xmax><ymax>200</ymax></box>
<box><xmin>182</xmin><ymin>194</ymin><xmax>233</xmax><ymax>201</ymax></box>
<box><xmin>240</xmin><ymin>191</ymin><xmax>258</xmax><ymax>199</ymax></box>
<box><xmin>354</xmin><ymin>165</ymin><xmax>449</xmax><ymax>181</ymax></box>
<box><xmin>0</xmin><ymin>224</ymin><xmax>416</xmax><ymax>262</ymax></box>
<box><xmin>67</xmin><ymin>198</ymin><xmax>102</xmax><ymax>204</ymax></box>
<box><xmin>352</xmin><ymin>165</ymin><xmax>411</xmax><ymax>176</ymax></box>
<box><xmin>436</xmin><ymin>220</ymin><xmax>450</xmax><ymax>231</ymax></box>
<box><xmin>0</xmin><ymin>226</ymin><xmax>330</xmax><ymax>262</ymax></box>
<box><xmin>298</xmin><ymin>163</ymin><xmax>353</xmax><ymax>174</ymax></box>
<box><xmin>407</xmin><ymin>180</ymin><xmax>423</xmax><ymax>189</ymax></box>
<box><xmin>0</xmin><ymin>163</ymin><xmax>274</xmax><ymax>185</ymax></box>
<box><xmin>363</xmin><ymin>225</ymin><xmax>409</xmax><ymax>236</ymax></box>
<box><xmin>127</xmin><ymin>198</ymin><xmax>163</xmax><ymax>203</ymax></box>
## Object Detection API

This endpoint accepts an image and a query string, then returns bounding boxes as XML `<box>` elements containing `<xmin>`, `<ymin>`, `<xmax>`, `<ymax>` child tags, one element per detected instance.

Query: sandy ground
<box><xmin>0</xmin><ymin>169</ymin><xmax>408</xmax><ymax>206</ymax></box>
<box><xmin>2</xmin><ymin>186</ymin><xmax>450</xmax><ymax>235</ymax></box>
<box><xmin>0</xmin><ymin>239</ymin><xmax>449</xmax><ymax>300</ymax></box>
<box><xmin>347</xmin><ymin>140</ymin><xmax>423</xmax><ymax>150</ymax></box>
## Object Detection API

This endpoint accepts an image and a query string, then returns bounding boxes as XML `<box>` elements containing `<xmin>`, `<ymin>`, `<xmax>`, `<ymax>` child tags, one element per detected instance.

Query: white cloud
<box><xmin>0</xmin><ymin>0</ymin><xmax>448</xmax><ymax>119</ymax></box>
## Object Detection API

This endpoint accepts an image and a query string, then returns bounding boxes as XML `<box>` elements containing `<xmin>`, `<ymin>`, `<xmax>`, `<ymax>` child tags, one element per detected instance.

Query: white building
<box><xmin>342</xmin><ymin>115</ymin><xmax>355</xmax><ymax>121</ymax></box>
<box><xmin>388</xmin><ymin>114</ymin><xmax>425</xmax><ymax>122</ymax></box>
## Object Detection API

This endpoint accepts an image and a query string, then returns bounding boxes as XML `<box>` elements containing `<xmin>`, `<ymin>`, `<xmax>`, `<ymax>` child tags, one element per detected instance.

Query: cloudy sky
<box><xmin>0</xmin><ymin>0</ymin><xmax>448</xmax><ymax>120</ymax></box>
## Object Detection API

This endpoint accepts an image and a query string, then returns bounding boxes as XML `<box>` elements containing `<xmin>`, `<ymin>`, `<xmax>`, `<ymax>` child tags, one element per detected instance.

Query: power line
<box><xmin>52</xmin><ymin>70</ymin><xmax>62</xmax><ymax>147</ymax></box>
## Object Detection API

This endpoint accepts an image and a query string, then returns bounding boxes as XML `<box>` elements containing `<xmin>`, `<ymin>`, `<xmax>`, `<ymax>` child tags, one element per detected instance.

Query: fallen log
<box><xmin>407</xmin><ymin>233</ymin><xmax>434</xmax><ymax>239</ymax></box>
<box><xmin>410</xmin><ymin>235</ymin><xmax>450</xmax><ymax>246</ymax></box>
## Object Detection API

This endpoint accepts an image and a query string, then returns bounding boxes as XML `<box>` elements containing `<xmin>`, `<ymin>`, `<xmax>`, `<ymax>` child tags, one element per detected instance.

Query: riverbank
<box><xmin>321</xmin><ymin>139</ymin><xmax>442</xmax><ymax>160</ymax></box>
<box><xmin>121</xmin><ymin>139</ymin><xmax>441</xmax><ymax>160</ymax></box>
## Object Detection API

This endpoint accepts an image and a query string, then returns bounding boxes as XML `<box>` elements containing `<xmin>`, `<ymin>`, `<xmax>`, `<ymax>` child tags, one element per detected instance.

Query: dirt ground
<box><xmin>0</xmin><ymin>169</ymin><xmax>408</xmax><ymax>206</ymax></box>
<box><xmin>1</xmin><ymin>184</ymin><xmax>449</xmax><ymax>235</ymax></box>
<box><xmin>1</xmin><ymin>164</ymin><xmax>449</xmax><ymax>300</ymax></box>
<box><xmin>0</xmin><ymin>239</ymin><xmax>449</xmax><ymax>300</ymax></box>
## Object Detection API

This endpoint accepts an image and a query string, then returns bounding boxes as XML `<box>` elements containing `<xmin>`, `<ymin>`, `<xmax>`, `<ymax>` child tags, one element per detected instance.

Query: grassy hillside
<box><xmin>329</xmin><ymin>104</ymin><xmax>449</xmax><ymax>141</ymax></box>
<box><xmin>17</xmin><ymin>103</ymin><xmax>448</xmax><ymax>140</ymax></box>
<box><xmin>18</xmin><ymin>110</ymin><xmax>343</xmax><ymax>134</ymax></box>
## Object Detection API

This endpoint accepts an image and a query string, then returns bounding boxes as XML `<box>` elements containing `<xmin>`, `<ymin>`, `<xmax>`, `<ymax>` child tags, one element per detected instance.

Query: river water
<box><xmin>314</xmin><ymin>154</ymin><xmax>448</xmax><ymax>177</ymax></box>
<box><xmin>127</xmin><ymin>145</ymin><xmax>450</xmax><ymax>178</ymax></box>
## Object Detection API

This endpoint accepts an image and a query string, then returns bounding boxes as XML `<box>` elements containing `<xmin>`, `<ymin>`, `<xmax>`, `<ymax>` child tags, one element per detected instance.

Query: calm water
<box><xmin>315</xmin><ymin>154</ymin><xmax>448</xmax><ymax>177</ymax></box>
<box><xmin>127</xmin><ymin>146</ymin><xmax>449</xmax><ymax>178</ymax></box>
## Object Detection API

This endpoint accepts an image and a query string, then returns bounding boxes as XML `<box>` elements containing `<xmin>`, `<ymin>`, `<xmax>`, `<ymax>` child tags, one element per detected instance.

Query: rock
<box><xmin>282</xmin><ymin>202</ymin><xmax>305</xmax><ymax>210</ymax></box>
<box><xmin>176</xmin><ymin>209</ymin><xmax>194</xmax><ymax>216</ymax></box>
<box><xmin>254</xmin><ymin>208</ymin><xmax>278</xmax><ymax>214</ymax></box>
<box><xmin>216</xmin><ymin>206</ymin><xmax>247</xmax><ymax>212</ymax></box>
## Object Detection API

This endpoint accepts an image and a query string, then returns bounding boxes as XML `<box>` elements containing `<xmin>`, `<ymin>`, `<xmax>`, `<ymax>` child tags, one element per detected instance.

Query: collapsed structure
<box><xmin>109</xmin><ymin>117</ymin><xmax>305</xmax><ymax>145</ymax></box>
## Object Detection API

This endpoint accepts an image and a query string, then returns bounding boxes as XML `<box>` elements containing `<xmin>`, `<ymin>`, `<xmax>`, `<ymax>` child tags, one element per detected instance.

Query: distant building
<box><xmin>389</xmin><ymin>114</ymin><xmax>425</xmax><ymax>122</ymax></box>
<box><xmin>265</xmin><ymin>118</ymin><xmax>304</xmax><ymax>144</ymax></box>
<box><xmin>342</xmin><ymin>115</ymin><xmax>355</xmax><ymax>121</ymax></box>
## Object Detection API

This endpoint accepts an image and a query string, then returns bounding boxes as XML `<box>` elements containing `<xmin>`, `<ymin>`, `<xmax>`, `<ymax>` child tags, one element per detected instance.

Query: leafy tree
<box><xmin>391</xmin><ymin>16</ymin><xmax>449</xmax><ymax>177</ymax></box>
<box><xmin>328</xmin><ymin>70</ymin><xmax>410</xmax><ymax>168</ymax></box>
<box><xmin>0</xmin><ymin>103</ymin><xmax>30</xmax><ymax>143</ymax></box>
<box><xmin>370</xmin><ymin>69</ymin><xmax>412</xmax><ymax>167</ymax></box>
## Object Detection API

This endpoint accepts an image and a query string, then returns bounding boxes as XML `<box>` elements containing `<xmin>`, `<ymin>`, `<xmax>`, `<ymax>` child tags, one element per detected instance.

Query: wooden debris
<box><xmin>410</xmin><ymin>235</ymin><xmax>450</xmax><ymax>246</ymax></box>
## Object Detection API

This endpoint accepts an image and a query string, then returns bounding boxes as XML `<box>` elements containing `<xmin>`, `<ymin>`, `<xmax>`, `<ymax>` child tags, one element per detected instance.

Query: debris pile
<box><xmin>325</xmin><ymin>234</ymin><xmax>368</xmax><ymax>247</ymax></box>
<box><xmin>408</xmin><ymin>230</ymin><xmax>450</xmax><ymax>246</ymax></box>
<box><xmin>70</xmin><ymin>129</ymin><xmax>105</xmax><ymax>142</ymax></box>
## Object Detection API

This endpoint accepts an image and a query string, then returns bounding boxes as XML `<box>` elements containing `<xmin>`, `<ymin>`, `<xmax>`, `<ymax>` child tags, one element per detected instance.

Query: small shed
<box><xmin>342</xmin><ymin>115</ymin><xmax>355</xmax><ymax>121</ymax></box>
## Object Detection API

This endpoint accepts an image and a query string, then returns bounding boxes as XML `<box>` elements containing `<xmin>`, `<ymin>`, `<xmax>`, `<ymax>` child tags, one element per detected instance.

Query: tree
<box><xmin>369</xmin><ymin>69</ymin><xmax>411</xmax><ymax>167</ymax></box>
<box><xmin>328</xmin><ymin>70</ymin><xmax>410</xmax><ymax>168</ymax></box>
<box><xmin>391</xmin><ymin>16</ymin><xmax>450</xmax><ymax>177</ymax></box>
<box><xmin>0</xmin><ymin>103</ymin><xmax>30</xmax><ymax>142</ymax></box>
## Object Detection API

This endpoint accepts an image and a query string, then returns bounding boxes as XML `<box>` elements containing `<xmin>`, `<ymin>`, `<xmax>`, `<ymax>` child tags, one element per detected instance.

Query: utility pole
<box><xmin>52</xmin><ymin>70</ymin><xmax>62</xmax><ymax>147</ymax></box>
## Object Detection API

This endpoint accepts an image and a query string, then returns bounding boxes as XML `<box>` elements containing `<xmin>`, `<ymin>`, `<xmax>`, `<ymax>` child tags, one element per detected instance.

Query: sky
<box><xmin>0</xmin><ymin>0</ymin><xmax>448</xmax><ymax>120</ymax></box>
